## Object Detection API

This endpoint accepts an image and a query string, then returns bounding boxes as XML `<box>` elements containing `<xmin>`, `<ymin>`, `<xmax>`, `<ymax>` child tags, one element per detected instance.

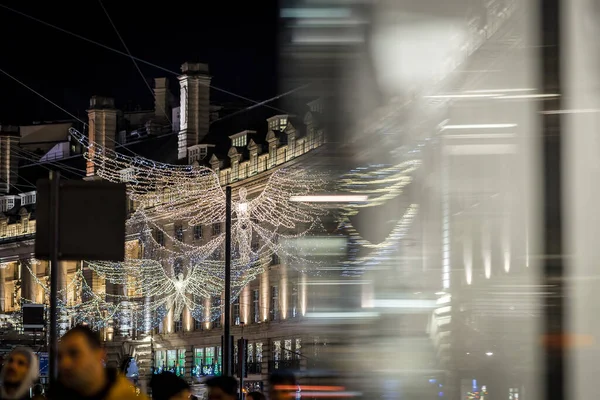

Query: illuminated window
<box><xmin>155</xmin><ymin>350</ymin><xmax>165</xmax><ymax>370</ymax></box>
<box><xmin>284</xmin><ymin>340</ymin><xmax>292</xmax><ymax>360</ymax></box>
<box><xmin>252</xmin><ymin>289</ymin><xmax>260</xmax><ymax>323</ymax></box>
<box><xmin>291</xmin><ymin>283</ymin><xmax>298</xmax><ymax>318</ymax></box>
<box><xmin>194</xmin><ymin>225</ymin><xmax>202</xmax><ymax>240</ymax></box>
<box><xmin>233</xmin><ymin>297</ymin><xmax>240</xmax><ymax>326</ymax></box>
<box><xmin>205</xmin><ymin>347</ymin><xmax>215</xmax><ymax>365</ymax></box>
<box><xmin>167</xmin><ymin>350</ymin><xmax>177</xmax><ymax>372</ymax></box>
<box><xmin>295</xmin><ymin>339</ymin><xmax>302</xmax><ymax>359</ymax></box>
<box><xmin>155</xmin><ymin>229</ymin><xmax>165</xmax><ymax>246</ymax></box>
<box><xmin>21</xmin><ymin>217</ymin><xmax>28</xmax><ymax>234</ymax></box>
<box><xmin>177</xmin><ymin>349</ymin><xmax>186</xmax><ymax>376</ymax></box>
<box><xmin>212</xmin><ymin>297</ymin><xmax>222</xmax><ymax>328</ymax></box>
<box><xmin>174</xmin><ymin>314</ymin><xmax>183</xmax><ymax>332</ymax></box>
<box><xmin>256</xmin><ymin>343</ymin><xmax>263</xmax><ymax>362</ymax></box>
<box><xmin>194</xmin><ymin>318</ymin><xmax>203</xmax><ymax>331</ymax></box>
<box><xmin>175</xmin><ymin>224</ymin><xmax>184</xmax><ymax>242</ymax></box>
<box><xmin>270</xmin><ymin>286</ymin><xmax>279</xmax><ymax>321</ymax></box>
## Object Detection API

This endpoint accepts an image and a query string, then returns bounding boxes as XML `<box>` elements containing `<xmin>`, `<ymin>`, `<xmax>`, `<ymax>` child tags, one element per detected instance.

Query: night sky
<box><xmin>0</xmin><ymin>1</ymin><xmax>280</xmax><ymax>126</ymax></box>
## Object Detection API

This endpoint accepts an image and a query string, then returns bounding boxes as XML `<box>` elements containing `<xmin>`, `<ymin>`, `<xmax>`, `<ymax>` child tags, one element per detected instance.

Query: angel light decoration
<box><xmin>65</xmin><ymin>128</ymin><xmax>325</xmax><ymax>327</ymax></box>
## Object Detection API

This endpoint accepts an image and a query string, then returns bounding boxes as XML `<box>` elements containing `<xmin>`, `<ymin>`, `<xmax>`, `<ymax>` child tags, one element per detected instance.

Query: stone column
<box><xmin>57</xmin><ymin>261</ymin><xmax>69</xmax><ymax>336</ymax></box>
<box><xmin>20</xmin><ymin>259</ymin><xmax>35</xmax><ymax>303</ymax></box>
<box><xmin>0</xmin><ymin>265</ymin><xmax>6</xmax><ymax>312</ymax></box>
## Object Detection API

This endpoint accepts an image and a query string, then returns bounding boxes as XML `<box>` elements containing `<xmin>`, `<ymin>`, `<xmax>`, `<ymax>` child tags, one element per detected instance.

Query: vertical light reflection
<box><xmin>242</xmin><ymin>284</ymin><xmax>250</xmax><ymax>324</ymax></box>
<box><xmin>300</xmin><ymin>273</ymin><xmax>307</xmax><ymax>316</ymax></box>
<box><xmin>281</xmin><ymin>266</ymin><xmax>288</xmax><ymax>319</ymax></box>
<box><xmin>442</xmin><ymin>143</ymin><xmax>451</xmax><ymax>289</ymax></box>
<box><xmin>503</xmin><ymin>215</ymin><xmax>511</xmax><ymax>273</ymax></box>
<box><xmin>464</xmin><ymin>226</ymin><xmax>473</xmax><ymax>285</ymax></box>
<box><xmin>483</xmin><ymin>219</ymin><xmax>492</xmax><ymax>279</ymax></box>
<box><xmin>261</xmin><ymin>269</ymin><xmax>269</xmax><ymax>321</ymax></box>
<box><xmin>361</xmin><ymin>280</ymin><xmax>374</xmax><ymax>308</ymax></box>
<box><xmin>204</xmin><ymin>297</ymin><xmax>210</xmax><ymax>330</ymax></box>
<box><xmin>525</xmin><ymin>220</ymin><xmax>530</xmax><ymax>268</ymax></box>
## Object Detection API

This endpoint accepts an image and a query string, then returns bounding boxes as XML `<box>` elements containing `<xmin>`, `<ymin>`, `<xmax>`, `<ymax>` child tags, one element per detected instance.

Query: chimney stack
<box><xmin>0</xmin><ymin>125</ymin><xmax>19</xmax><ymax>194</ymax></box>
<box><xmin>86</xmin><ymin>96</ymin><xmax>117</xmax><ymax>177</ymax></box>
<box><xmin>154</xmin><ymin>77</ymin><xmax>171</xmax><ymax>121</ymax></box>
<box><xmin>177</xmin><ymin>62</ymin><xmax>211</xmax><ymax>160</ymax></box>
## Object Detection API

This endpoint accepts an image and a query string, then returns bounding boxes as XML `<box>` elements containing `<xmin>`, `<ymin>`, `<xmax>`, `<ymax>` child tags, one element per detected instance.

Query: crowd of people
<box><xmin>0</xmin><ymin>325</ymin><xmax>298</xmax><ymax>400</ymax></box>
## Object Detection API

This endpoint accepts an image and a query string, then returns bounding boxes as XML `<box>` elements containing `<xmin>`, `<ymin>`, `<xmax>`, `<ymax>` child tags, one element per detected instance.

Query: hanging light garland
<box><xmin>61</xmin><ymin>128</ymin><xmax>327</xmax><ymax>328</ymax></box>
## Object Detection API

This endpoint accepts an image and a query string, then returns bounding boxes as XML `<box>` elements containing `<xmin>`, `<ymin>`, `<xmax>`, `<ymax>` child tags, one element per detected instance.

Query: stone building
<box><xmin>0</xmin><ymin>62</ymin><xmax>329</xmax><ymax>391</ymax></box>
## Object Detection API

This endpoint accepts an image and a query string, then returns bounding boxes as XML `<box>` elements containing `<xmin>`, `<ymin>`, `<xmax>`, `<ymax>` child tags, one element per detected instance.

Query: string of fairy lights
<box><xmin>15</xmin><ymin>128</ymin><xmax>325</xmax><ymax>330</ymax></box>
<box><xmin>14</xmin><ymin>97</ymin><xmax>437</xmax><ymax>330</ymax></box>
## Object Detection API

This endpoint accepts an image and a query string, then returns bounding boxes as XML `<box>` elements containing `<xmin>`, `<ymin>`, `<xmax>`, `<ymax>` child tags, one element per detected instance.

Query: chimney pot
<box><xmin>181</xmin><ymin>62</ymin><xmax>209</xmax><ymax>75</ymax></box>
<box><xmin>89</xmin><ymin>95</ymin><xmax>115</xmax><ymax>109</ymax></box>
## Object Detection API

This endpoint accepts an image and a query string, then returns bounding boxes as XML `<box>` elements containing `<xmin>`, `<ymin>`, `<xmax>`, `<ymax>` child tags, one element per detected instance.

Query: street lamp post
<box><xmin>223</xmin><ymin>186</ymin><xmax>232</xmax><ymax>376</ymax></box>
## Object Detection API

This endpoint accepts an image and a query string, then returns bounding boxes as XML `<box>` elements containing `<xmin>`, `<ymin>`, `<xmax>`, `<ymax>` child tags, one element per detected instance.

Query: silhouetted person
<box><xmin>150</xmin><ymin>372</ymin><xmax>191</xmax><ymax>400</ymax></box>
<box><xmin>246</xmin><ymin>391</ymin><xmax>266</xmax><ymax>400</ymax></box>
<box><xmin>205</xmin><ymin>376</ymin><xmax>238</xmax><ymax>400</ymax></box>
<box><xmin>49</xmin><ymin>325</ymin><xmax>146</xmax><ymax>400</ymax></box>
<box><xmin>0</xmin><ymin>347</ymin><xmax>39</xmax><ymax>400</ymax></box>
<box><xmin>269</xmin><ymin>371</ymin><xmax>298</xmax><ymax>400</ymax></box>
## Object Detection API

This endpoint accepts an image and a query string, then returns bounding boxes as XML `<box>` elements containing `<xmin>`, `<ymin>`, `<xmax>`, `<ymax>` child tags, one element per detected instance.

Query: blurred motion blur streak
<box><xmin>280</xmin><ymin>0</ymin><xmax>542</xmax><ymax>398</ymax></box>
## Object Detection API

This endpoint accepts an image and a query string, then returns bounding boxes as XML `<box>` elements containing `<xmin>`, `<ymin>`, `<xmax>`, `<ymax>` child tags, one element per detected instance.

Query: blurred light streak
<box><xmin>295</xmin><ymin>18</ymin><xmax>368</xmax><ymax>26</ymax></box>
<box><xmin>445</xmin><ymin>133</ymin><xmax>516</xmax><ymax>139</ymax></box>
<box><xmin>444</xmin><ymin>144</ymin><xmax>517</xmax><ymax>155</ymax></box>
<box><xmin>305</xmin><ymin>312</ymin><xmax>380</xmax><ymax>319</ymax></box>
<box><xmin>291</xmin><ymin>35</ymin><xmax>364</xmax><ymax>44</ymax></box>
<box><xmin>290</xmin><ymin>195</ymin><xmax>368</xmax><ymax>203</ymax></box>
<box><xmin>495</xmin><ymin>93</ymin><xmax>560</xmax><ymax>99</ymax></box>
<box><xmin>503</xmin><ymin>217</ymin><xmax>511</xmax><ymax>273</ymax></box>
<box><xmin>424</xmin><ymin>94</ymin><xmax>500</xmax><ymax>99</ymax></box>
<box><xmin>464</xmin><ymin>88</ymin><xmax>536</xmax><ymax>93</ymax></box>
<box><xmin>280</xmin><ymin>8</ymin><xmax>352</xmax><ymax>18</ymax></box>
<box><xmin>441</xmin><ymin>123</ymin><xmax>517</xmax><ymax>130</ymax></box>
<box><xmin>305</xmin><ymin>280</ymin><xmax>369</xmax><ymax>285</ymax></box>
<box><xmin>276</xmin><ymin>385</ymin><xmax>345</xmax><ymax>391</ymax></box>
<box><xmin>464</xmin><ymin>229</ymin><xmax>473</xmax><ymax>285</ymax></box>
<box><xmin>372</xmin><ymin>299</ymin><xmax>437</xmax><ymax>309</ymax></box>
<box><xmin>541</xmin><ymin>108</ymin><xmax>600</xmax><ymax>114</ymax></box>
<box><xmin>442</xmin><ymin>146</ymin><xmax>451</xmax><ymax>289</ymax></box>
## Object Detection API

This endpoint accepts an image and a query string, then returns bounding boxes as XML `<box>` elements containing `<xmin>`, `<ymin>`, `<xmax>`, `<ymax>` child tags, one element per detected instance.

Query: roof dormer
<box><xmin>266</xmin><ymin>115</ymin><xmax>294</xmax><ymax>132</ymax></box>
<box><xmin>188</xmin><ymin>144</ymin><xmax>215</xmax><ymax>164</ymax></box>
<box><xmin>229</xmin><ymin>130</ymin><xmax>256</xmax><ymax>148</ymax></box>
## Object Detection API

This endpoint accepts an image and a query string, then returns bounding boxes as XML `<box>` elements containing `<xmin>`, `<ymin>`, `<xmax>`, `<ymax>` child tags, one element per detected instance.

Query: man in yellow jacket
<box><xmin>49</xmin><ymin>325</ymin><xmax>146</xmax><ymax>400</ymax></box>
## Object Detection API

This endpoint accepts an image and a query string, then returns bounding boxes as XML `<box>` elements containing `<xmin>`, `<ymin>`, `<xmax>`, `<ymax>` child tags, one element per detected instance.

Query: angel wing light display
<box><xmin>41</xmin><ymin>128</ymin><xmax>327</xmax><ymax>330</ymax></box>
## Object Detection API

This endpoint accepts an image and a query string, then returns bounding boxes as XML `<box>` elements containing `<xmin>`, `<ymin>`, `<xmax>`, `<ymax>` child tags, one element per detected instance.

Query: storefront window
<box><xmin>155</xmin><ymin>350</ymin><xmax>165</xmax><ymax>373</ymax></box>
<box><xmin>166</xmin><ymin>350</ymin><xmax>177</xmax><ymax>373</ymax></box>
<box><xmin>177</xmin><ymin>349</ymin><xmax>186</xmax><ymax>376</ymax></box>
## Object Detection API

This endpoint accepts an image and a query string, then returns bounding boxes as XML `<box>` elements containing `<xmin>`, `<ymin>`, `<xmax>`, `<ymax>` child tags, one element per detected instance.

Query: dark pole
<box><xmin>48</xmin><ymin>170</ymin><xmax>60</xmax><ymax>386</ymax></box>
<box><xmin>223</xmin><ymin>186</ymin><xmax>232</xmax><ymax>376</ymax></box>
<box><xmin>540</xmin><ymin>0</ymin><xmax>564</xmax><ymax>399</ymax></box>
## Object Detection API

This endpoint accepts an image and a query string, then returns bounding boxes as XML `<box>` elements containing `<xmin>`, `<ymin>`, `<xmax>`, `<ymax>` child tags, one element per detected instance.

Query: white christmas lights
<box><xmin>62</xmin><ymin>128</ymin><xmax>326</xmax><ymax>328</ymax></box>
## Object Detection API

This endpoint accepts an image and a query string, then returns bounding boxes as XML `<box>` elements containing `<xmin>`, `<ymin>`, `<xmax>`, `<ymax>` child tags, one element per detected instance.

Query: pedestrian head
<box><xmin>150</xmin><ymin>372</ymin><xmax>191</xmax><ymax>400</ymax></box>
<box><xmin>0</xmin><ymin>347</ymin><xmax>39</xmax><ymax>399</ymax></box>
<box><xmin>205</xmin><ymin>375</ymin><xmax>238</xmax><ymax>400</ymax></box>
<box><xmin>246</xmin><ymin>391</ymin><xmax>266</xmax><ymax>400</ymax></box>
<box><xmin>269</xmin><ymin>371</ymin><xmax>298</xmax><ymax>400</ymax></box>
<box><xmin>57</xmin><ymin>325</ymin><xmax>105</xmax><ymax>393</ymax></box>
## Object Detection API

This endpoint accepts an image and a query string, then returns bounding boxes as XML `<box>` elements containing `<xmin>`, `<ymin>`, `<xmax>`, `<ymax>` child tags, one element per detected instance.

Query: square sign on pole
<box><xmin>35</xmin><ymin>179</ymin><xmax>127</xmax><ymax>261</ymax></box>
<box><xmin>34</xmin><ymin>172</ymin><xmax>127</xmax><ymax>388</ymax></box>
<box><xmin>22</xmin><ymin>304</ymin><xmax>45</xmax><ymax>330</ymax></box>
